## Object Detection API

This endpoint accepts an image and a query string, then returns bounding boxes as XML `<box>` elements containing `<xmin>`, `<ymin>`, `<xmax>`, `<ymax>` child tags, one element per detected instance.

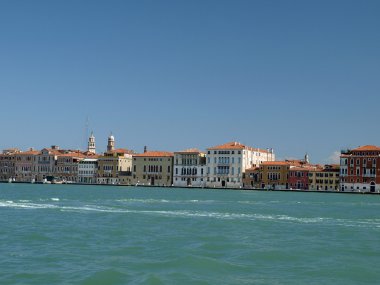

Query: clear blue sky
<box><xmin>0</xmin><ymin>0</ymin><xmax>379</xmax><ymax>163</ymax></box>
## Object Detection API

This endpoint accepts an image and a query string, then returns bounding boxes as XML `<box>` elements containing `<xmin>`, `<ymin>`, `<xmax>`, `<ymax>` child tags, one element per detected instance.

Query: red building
<box><xmin>340</xmin><ymin>145</ymin><xmax>380</xmax><ymax>193</ymax></box>
<box><xmin>288</xmin><ymin>166</ymin><xmax>315</xmax><ymax>190</ymax></box>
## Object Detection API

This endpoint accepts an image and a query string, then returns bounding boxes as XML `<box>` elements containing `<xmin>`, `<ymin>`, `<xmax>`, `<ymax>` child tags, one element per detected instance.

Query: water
<box><xmin>0</xmin><ymin>184</ymin><xmax>379</xmax><ymax>285</ymax></box>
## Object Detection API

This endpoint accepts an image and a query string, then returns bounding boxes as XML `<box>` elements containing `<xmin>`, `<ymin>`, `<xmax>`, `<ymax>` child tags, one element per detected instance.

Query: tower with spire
<box><xmin>107</xmin><ymin>133</ymin><xmax>115</xmax><ymax>152</ymax></box>
<box><xmin>304</xmin><ymin>153</ymin><xmax>310</xmax><ymax>164</ymax></box>
<box><xmin>87</xmin><ymin>132</ymin><xmax>96</xmax><ymax>154</ymax></box>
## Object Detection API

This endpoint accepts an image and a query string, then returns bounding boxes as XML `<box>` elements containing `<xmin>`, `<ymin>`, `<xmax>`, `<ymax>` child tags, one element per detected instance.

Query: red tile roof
<box><xmin>133</xmin><ymin>151</ymin><xmax>174</xmax><ymax>157</ymax></box>
<box><xmin>352</xmin><ymin>145</ymin><xmax>380</xmax><ymax>151</ymax></box>
<box><xmin>261</xmin><ymin>161</ymin><xmax>291</xmax><ymax>166</ymax></box>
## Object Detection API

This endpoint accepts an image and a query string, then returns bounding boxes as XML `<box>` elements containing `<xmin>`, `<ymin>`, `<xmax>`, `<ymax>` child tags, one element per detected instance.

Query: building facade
<box><xmin>97</xmin><ymin>149</ymin><xmax>133</xmax><ymax>184</ymax></box>
<box><xmin>54</xmin><ymin>152</ymin><xmax>85</xmax><ymax>183</ymax></box>
<box><xmin>340</xmin><ymin>145</ymin><xmax>380</xmax><ymax>193</ymax></box>
<box><xmin>205</xmin><ymin>142</ymin><xmax>275</xmax><ymax>188</ymax></box>
<box><xmin>33</xmin><ymin>146</ymin><xmax>61</xmax><ymax>182</ymax></box>
<box><xmin>309</xmin><ymin>164</ymin><xmax>340</xmax><ymax>191</ymax></box>
<box><xmin>78</xmin><ymin>158</ymin><xmax>98</xmax><ymax>184</ymax></box>
<box><xmin>0</xmin><ymin>149</ymin><xmax>20</xmax><ymax>182</ymax></box>
<box><xmin>242</xmin><ymin>167</ymin><xmax>260</xmax><ymax>188</ymax></box>
<box><xmin>259</xmin><ymin>161</ymin><xmax>292</xmax><ymax>190</ymax></box>
<box><xmin>173</xmin><ymin>149</ymin><xmax>206</xmax><ymax>187</ymax></box>
<box><xmin>14</xmin><ymin>149</ymin><xmax>40</xmax><ymax>182</ymax></box>
<box><xmin>132</xmin><ymin>151</ymin><xmax>174</xmax><ymax>186</ymax></box>
<box><xmin>288</xmin><ymin>166</ymin><xmax>315</xmax><ymax>190</ymax></box>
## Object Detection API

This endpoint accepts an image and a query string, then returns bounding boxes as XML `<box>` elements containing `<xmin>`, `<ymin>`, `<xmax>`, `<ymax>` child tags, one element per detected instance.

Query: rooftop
<box><xmin>207</xmin><ymin>141</ymin><xmax>270</xmax><ymax>153</ymax></box>
<box><xmin>134</xmin><ymin>151</ymin><xmax>174</xmax><ymax>157</ymax></box>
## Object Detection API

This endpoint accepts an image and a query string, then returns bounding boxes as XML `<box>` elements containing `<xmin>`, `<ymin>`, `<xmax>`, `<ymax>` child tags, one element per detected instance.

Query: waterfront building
<box><xmin>78</xmin><ymin>158</ymin><xmax>99</xmax><ymax>184</ymax></box>
<box><xmin>308</xmin><ymin>164</ymin><xmax>340</xmax><ymax>191</ymax></box>
<box><xmin>132</xmin><ymin>150</ymin><xmax>174</xmax><ymax>186</ymax></box>
<box><xmin>259</xmin><ymin>161</ymin><xmax>292</xmax><ymax>190</ymax></box>
<box><xmin>97</xmin><ymin>135</ymin><xmax>133</xmax><ymax>184</ymax></box>
<box><xmin>288</xmin><ymin>165</ymin><xmax>316</xmax><ymax>190</ymax></box>
<box><xmin>97</xmin><ymin>149</ymin><xmax>133</xmax><ymax>184</ymax></box>
<box><xmin>33</xmin><ymin>146</ymin><xmax>62</xmax><ymax>182</ymax></box>
<box><xmin>340</xmin><ymin>145</ymin><xmax>380</xmax><ymax>193</ymax></box>
<box><xmin>14</xmin><ymin>149</ymin><xmax>40</xmax><ymax>182</ymax></box>
<box><xmin>173</xmin><ymin>149</ymin><xmax>206</xmax><ymax>187</ymax></box>
<box><xmin>54</xmin><ymin>152</ymin><xmax>86</xmax><ymax>183</ymax></box>
<box><xmin>242</xmin><ymin>167</ymin><xmax>260</xmax><ymax>188</ymax></box>
<box><xmin>205</xmin><ymin>141</ymin><xmax>275</xmax><ymax>188</ymax></box>
<box><xmin>0</xmin><ymin>148</ymin><xmax>20</xmax><ymax>182</ymax></box>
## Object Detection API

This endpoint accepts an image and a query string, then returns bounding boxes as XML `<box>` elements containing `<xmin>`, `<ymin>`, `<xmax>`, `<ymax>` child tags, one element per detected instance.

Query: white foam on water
<box><xmin>1</xmin><ymin>199</ymin><xmax>379</xmax><ymax>229</ymax></box>
<box><xmin>51</xmin><ymin>198</ymin><xmax>60</xmax><ymax>201</ymax></box>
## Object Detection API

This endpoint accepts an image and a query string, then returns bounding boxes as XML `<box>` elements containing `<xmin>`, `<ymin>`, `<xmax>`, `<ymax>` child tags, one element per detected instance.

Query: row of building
<box><xmin>1</xmin><ymin>134</ymin><xmax>379</xmax><ymax>193</ymax></box>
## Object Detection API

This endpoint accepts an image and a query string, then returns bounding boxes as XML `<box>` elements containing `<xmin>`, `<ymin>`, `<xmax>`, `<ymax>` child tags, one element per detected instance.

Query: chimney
<box><xmin>144</xmin><ymin>146</ymin><xmax>147</xmax><ymax>153</ymax></box>
<box><xmin>51</xmin><ymin>145</ymin><xmax>59</xmax><ymax>150</ymax></box>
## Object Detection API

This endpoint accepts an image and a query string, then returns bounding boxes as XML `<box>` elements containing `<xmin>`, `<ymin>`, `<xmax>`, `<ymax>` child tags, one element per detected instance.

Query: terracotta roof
<box><xmin>17</xmin><ymin>150</ymin><xmax>40</xmax><ymax>155</ymax></box>
<box><xmin>133</xmin><ymin>151</ymin><xmax>174</xmax><ymax>157</ymax></box>
<box><xmin>58</xmin><ymin>152</ymin><xmax>86</xmax><ymax>158</ymax></box>
<box><xmin>207</xmin><ymin>142</ymin><xmax>270</xmax><ymax>153</ymax></box>
<box><xmin>352</xmin><ymin>145</ymin><xmax>380</xmax><ymax>151</ymax></box>
<box><xmin>261</xmin><ymin>161</ymin><xmax>291</xmax><ymax>166</ymax></box>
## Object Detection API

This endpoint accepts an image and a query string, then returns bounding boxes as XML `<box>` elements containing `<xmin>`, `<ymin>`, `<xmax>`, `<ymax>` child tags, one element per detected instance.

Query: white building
<box><xmin>78</xmin><ymin>158</ymin><xmax>98</xmax><ymax>184</ymax></box>
<box><xmin>206</xmin><ymin>141</ymin><xmax>275</xmax><ymax>188</ymax></box>
<box><xmin>173</xmin><ymin>149</ymin><xmax>207</xmax><ymax>187</ymax></box>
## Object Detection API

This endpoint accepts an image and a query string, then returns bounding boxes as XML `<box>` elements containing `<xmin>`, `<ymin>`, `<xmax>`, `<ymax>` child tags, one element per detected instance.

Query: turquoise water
<box><xmin>0</xmin><ymin>184</ymin><xmax>379</xmax><ymax>285</ymax></box>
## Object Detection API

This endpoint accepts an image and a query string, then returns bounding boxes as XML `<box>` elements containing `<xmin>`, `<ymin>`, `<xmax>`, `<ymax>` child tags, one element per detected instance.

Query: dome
<box><xmin>108</xmin><ymin>135</ymin><xmax>115</xmax><ymax>141</ymax></box>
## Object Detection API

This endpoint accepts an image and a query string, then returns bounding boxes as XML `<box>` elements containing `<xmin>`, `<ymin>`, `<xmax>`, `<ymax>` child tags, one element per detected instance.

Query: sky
<box><xmin>0</xmin><ymin>0</ymin><xmax>379</xmax><ymax>163</ymax></box>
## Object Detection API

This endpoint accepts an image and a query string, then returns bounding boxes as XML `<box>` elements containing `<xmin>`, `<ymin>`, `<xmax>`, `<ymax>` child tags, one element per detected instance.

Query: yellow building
<box><xmin>259</xmin><ymin>161</ymin><xmax>292</xmax><ymax>190</ymax></box>
<box><xmin>97</xmin><ymin>149</ymin><xmax>133</xmax><ymax>184</ymax></box>
<box><xmin>308</xmin><ymin>164</ymin><xmax>340</xmax><ymax>191</ymax></box>
<box><xmin>132</xmin><ymin>151</ymin><xmax>174</xmax><ymax>186</ymax></box>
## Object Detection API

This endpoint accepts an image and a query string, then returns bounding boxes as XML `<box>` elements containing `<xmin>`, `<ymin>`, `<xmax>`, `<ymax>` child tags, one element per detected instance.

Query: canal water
<box><xmin>0</xmin><ymin>183</ymin><xmax>379</xmax><ymax>284</ymax></box>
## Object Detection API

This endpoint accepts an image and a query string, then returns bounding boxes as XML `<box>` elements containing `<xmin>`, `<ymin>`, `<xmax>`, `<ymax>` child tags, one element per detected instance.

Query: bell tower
<box><xmin>87</xmin><ymin>132</ymin><xmax>96</xmax><ymax>154</ymax></box>
<box><xmin>107</xmin><ymin>133</ymin><xmax>115</xmax><ymax>152</ymax></box>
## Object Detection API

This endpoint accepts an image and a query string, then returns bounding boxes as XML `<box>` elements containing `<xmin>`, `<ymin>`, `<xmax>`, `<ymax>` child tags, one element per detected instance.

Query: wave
<box><xmin>115</xmin><ymin>198</ymin><xmax>218</xmax><ymax>204</ymax></box>
<box><xmin>1</xmin><ymin>200</ymin><xmax>379</xmax><ymax>228</ymax></box>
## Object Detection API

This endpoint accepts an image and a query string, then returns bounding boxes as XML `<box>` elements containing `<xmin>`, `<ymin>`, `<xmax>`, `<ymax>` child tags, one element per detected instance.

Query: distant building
<box><xmin>205</xmin><ymin>141</ymin><xmax>275</xmax><ymax>188</ymax></box>
<box><xmin>340</xmin><ymin>145</ymin><xmax>380</xmax><ymax>193</ymax></box>
<box><xmin>54</xmin><ymin>152</ymin><xmax>86</xmax><ymax>183</ymax></box>
<box><xmin>97</xmin><ymin>134</ymin><xmax>133</xmax><ymax>185</ymax></box>
<box><xmin>243</xmin><ymin>167</ymin><xmax>260</xmax><ymax>188</ymax></box>
<box><xmin>78</xmin><ymin>158</ymin><xmax>98</xmax><ymax>184</ymax></box>
<box><xmin>132</xmin><ymin>150</ymin><xmax>174</xmax><ymax>186</ymax></box>
<box><xmin>33</xmin><ymin>146</ymin><xmax>61</xmax><ymax>182</ymax></box>
<box><xmin>0</xmin><ymin>148</ymin><xmax>20</xmax><ymax>181</ymax></box>
<box><xmin>288</xmin><ymin>166</ymin><xmax>316</xmax><ymax>190</ymax></box>
<box><xmin>259</xmin><ymin>161</ymin><xmax>292</xmax><ymax>190</ymax></box>
<box><xmin>309</xmin><ymin>165</ymin><xmax>340</xmax><ymax>191</ymax></box>
<box><xmin>14</xmin><ymin>149</ymin><xmax>40</xmax><ymax>182</ymax></box>
<box><xmin>173</xmin><ymin>149</ymin><xmax>206</xmax><ymax>187</ymax></box>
